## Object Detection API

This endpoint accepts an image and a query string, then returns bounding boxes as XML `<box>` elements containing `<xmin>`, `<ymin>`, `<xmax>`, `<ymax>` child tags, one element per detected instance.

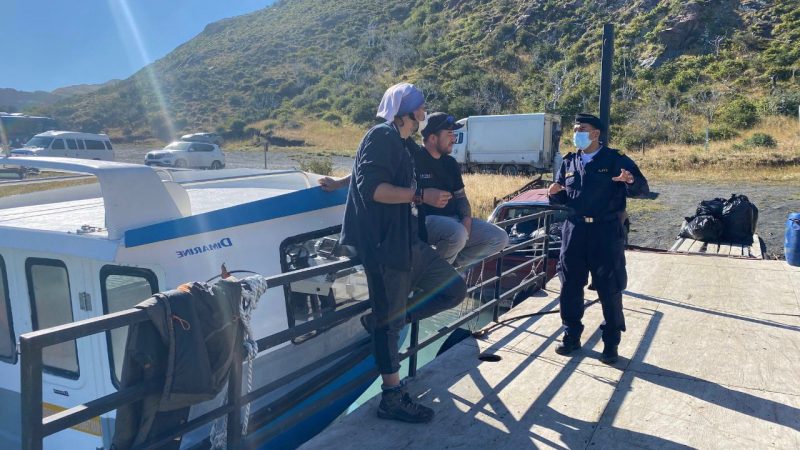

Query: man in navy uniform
<box><xmin>547</xmin><ymin>113</ymin><xmax>648</xmax><ymax>364</ymax></box>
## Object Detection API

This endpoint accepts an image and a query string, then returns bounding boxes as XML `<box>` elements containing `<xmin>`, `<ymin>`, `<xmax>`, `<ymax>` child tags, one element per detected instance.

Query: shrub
<box><xmin>322</xmin><ymin>112</ymin><xmax>342</xmax><ymax>125</ymax></box>
<box><xmin>718</xmin><ymin>98</ymin><xmax>758</xmax><ymax>129</ymax></box>
<box><xmin>299</xmin><ymin>157</ymin><xmax>333</xmax><ymax>175</ymax></box>
<box><xmin>743</xmin><ymin>133</ymin><xmax>777</xmax><ymax>148</ymax></box>
<box><xmin>707</xmin><ymin>125</ymin><xmax>739</xmax><ymax>140</ymax></box>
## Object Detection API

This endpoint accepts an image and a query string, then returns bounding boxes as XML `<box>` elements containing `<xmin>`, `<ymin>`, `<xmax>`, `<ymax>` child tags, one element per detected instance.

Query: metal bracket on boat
<box><xmin>78</xmin><ymin>292</ymin><xmax>92</xmax><ymax>311</ymax></box>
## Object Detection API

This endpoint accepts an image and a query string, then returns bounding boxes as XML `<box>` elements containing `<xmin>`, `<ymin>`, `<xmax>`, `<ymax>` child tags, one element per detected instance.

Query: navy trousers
<box><xmin>557</xmin><ymin>218</ymin><xmax>627</xmax><ymax>345</ymax></box>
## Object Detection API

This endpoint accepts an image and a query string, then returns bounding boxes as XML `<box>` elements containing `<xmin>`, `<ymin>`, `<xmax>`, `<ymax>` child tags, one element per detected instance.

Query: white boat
<box><xmin>0</xmin><ymin>156</ymin><xmax>379</xmax><ymax>449</ymax></box>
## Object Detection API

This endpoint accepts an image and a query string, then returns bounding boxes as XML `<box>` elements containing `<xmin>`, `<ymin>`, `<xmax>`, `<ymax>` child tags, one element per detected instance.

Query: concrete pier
<box><xmin>301</xmin><ymin>251</ymin><xmax>800</xmax><ymax>449</ymax></box>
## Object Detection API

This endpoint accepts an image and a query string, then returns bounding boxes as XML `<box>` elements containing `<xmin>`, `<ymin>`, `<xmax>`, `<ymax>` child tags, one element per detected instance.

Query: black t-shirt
<box><xmin>412</xmin><ymin>145</ymin><xmax>465</xmax><ymax>217</ymax></box>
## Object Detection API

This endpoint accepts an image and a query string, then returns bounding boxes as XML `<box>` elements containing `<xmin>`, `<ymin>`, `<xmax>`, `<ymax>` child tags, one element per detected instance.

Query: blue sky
<box><xmin>1</xmin><ymin>0</ymin><xmax>272</xmax><ymax>92</ymax></box>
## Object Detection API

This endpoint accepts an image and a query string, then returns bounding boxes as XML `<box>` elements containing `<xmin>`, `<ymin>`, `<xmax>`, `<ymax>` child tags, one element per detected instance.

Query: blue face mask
<box><xmin>573</xmin><ymin>132</ymin><xmax>592</xmax><ymax>150</ymax></box>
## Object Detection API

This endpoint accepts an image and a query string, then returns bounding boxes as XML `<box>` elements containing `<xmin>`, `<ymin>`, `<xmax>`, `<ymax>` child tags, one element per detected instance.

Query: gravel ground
<box><xmin>626</xmin><ymin>182</ymin><xmax>800</xmax><ymax>259</ymax></box>
<box><xmin>115</xmin><ymin>145</ymin><xmax>354</xmax><ymax>172</ymax></box>
<box><xmin>116</xmin><ymin>146</ymin><xmax>799</xmax><ymax>259</ymax></box>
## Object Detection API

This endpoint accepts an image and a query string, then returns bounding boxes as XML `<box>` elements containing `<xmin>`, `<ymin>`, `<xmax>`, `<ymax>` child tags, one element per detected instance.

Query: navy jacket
<box><xmin>549</xmin><ymin>146</ymin><xmax>649</xmax><ymax>219</ymax></box>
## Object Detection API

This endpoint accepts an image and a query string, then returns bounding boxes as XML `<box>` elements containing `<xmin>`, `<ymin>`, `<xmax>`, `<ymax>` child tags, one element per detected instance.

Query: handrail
<box><xmin>19</xmin><ymin>209</ymin><xmax>557</xmax><ymax>450</ymax></box>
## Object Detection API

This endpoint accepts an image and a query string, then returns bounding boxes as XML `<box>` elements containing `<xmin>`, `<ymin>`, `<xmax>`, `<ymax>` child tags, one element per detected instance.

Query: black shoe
<box><xmin>360</xmin><ymin>312</ymin><xmax>374</xmax><ymax>334</ymax></box>
<box><xmin>555</xmin><ymin>335</ymin><xmax>581</xmax><ymax>355</ymax></box>
<box><xmin>599</xmin><ymin>345</ymin><xmax>619</xmax><ymax>365</ymax></box>
<box><xmin>377</xmin><ymin>389</ymin><xmax>434</xmax><ymax>423</ymax></box>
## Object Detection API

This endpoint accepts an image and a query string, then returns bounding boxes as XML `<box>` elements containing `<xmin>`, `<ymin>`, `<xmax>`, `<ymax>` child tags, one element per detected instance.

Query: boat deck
<box><xmin>0</xmin><ymin>182</ymin><xmax>295</xmax><ymax>235</ymax></box>
<box><xmin>302</xmin><ymin>251</ymin><xmax>800</xmax><ymax>449</ymax></box>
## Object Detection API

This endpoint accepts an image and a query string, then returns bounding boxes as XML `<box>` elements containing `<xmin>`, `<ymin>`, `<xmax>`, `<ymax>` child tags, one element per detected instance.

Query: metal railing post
<box><xmin>542</xmin><ymin>213</ymin><xmax>551</xmax><ymax>289</ymax></box>
<box><xmin>20</xmin><ymin>336</ymin><xmax>43</xmax><ymax>450</ymax></box>
<box><xmin>408</xmin><ymin>320</ymin><xmax>419</xmax><ymax>378</ymax></box>
<box><xmin>226</xmin><ymin>326</ymin><xmax>244</xmax><ymax>448</ymax></box>
<box><xmin>493</xmin><ymin>254</ymin><xmax>503</xmax><ymax>322</ymax></box>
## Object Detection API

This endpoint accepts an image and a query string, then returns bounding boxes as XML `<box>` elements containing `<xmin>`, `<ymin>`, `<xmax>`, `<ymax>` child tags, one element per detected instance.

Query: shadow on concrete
<box><xmin>625</xmin><ymin>289</ymin><xmax>800</xmax><ymax>333</ymax></box>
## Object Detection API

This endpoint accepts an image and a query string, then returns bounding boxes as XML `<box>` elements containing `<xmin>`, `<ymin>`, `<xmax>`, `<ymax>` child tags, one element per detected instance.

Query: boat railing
<box><xmin>19</xmin><ymin>209</ymin><xmax>557</xmax><ymax>450</ymax></box>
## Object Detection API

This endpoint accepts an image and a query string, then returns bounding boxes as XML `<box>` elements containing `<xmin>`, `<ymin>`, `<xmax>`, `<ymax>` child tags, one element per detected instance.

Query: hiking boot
<box><xmin>555</xmin><ymin>335</ymin><xmax>581</xmax><ymax>356</ymax></box>
<box><xmin>360</xmin><ymin>312</ymin><xmax>375</xmax><ymax>334</ymax></box>
<box><xmin>377</xmin><ymin>389</ymin><xmax>434</xmax><ymax>423</ymax></box>
<box><xmin>599</xmin><ymin>345</ymin><xmax>619</xmax><ymax>365</ymax></box>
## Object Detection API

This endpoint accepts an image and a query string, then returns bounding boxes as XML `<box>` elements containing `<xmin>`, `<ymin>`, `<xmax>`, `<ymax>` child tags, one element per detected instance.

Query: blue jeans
<box><xmin>425</xmin><ymin>215</ymin><xmax>509</xmax><ymax>268</ymax></box>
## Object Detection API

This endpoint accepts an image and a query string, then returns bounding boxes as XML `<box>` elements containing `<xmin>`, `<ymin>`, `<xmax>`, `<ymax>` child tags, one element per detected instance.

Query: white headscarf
<box><xmin>376</xmin><ymin>82</ymin><xmax>425</xmax><ymax>123</ymax></box>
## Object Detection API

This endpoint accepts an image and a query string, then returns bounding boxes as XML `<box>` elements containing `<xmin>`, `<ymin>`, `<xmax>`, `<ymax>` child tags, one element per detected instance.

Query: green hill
<box><xmin>36</xmin><ymin>0</ymin><xmax>800</xmax><ymax>150</ymax></box>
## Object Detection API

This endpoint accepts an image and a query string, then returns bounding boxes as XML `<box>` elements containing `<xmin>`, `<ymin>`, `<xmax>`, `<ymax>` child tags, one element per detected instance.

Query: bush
<box><xmin>718</xmin><ymin>98</ymin><xmax>758</xmax><ymax>129</ymax></box>
<box><xmin>707</xmin><ymin>125</ymin><xmax>739</xmax><ymax>140</ymax></box>
<box><xmin>322</xmin><ymin>112</ymin><xmax>342</xmax><ymax>125</ymax></box>
<box><xmin>743</xmin><ymin>133</ymin><xmax>777</xmax><ymax>148</ymax></box>
<box><xmin>299</xmin><ymin>157</ymin><xmax>333</xmax><ymax>175</ymax></box>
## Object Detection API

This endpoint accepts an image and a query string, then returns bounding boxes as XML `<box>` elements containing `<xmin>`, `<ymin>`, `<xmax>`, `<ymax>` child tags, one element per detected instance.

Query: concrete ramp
<box><xmin>301</xmin><ymin>251</ymin><xmax>800</xmax><ymax>449</ymax></box>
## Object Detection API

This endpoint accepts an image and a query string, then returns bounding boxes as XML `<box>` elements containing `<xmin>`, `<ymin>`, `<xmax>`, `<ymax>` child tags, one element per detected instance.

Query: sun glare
<box><xmin>107</xmin><ymin>0</ymin><xmax>176</xmax><ymax>141</ymax></box>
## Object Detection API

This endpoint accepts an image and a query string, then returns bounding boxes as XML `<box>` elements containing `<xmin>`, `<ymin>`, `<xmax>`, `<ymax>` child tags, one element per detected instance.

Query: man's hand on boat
<box><xmin>548</xmin><ymin>183</ymin><xmax>564</xmax><ymax>195</ymax></box>
<box><xmin>318</xmin><ymin>175</ymin><xmax>349</xmax><ymax>192</ymax></box>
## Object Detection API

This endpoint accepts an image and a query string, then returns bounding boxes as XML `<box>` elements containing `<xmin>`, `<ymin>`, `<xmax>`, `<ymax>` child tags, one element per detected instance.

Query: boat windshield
<box><xmin>165</xmin><ymin>142</ymin><xmax>191</xmax><ymax>151</ymax></box>
<box><xmin>24</xmin><ymin>136</ymin><xmax>53</xmax><ymax>148</ymax></box>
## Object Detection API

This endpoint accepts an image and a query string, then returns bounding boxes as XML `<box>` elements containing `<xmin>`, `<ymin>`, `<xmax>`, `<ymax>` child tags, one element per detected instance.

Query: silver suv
<box><xmin>145</xmin><ymin>141</ymin><xmax>226</xmax><ymax>169</ymax></box>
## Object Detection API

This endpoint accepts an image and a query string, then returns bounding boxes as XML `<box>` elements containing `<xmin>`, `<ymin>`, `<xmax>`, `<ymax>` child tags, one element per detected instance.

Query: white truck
<box><xmin>451</xmin><ymin>113</ymin><xmax>562</xmax><ymax>175</ymax></box>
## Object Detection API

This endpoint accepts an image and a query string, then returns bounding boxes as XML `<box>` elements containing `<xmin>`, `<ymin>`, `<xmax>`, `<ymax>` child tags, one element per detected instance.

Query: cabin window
<box><xmin>455</xmin><ymin>132</ymin><xmax>464</xmax><ymax>145</ymax></box>
<box><xmin>66</xmin><ymin>139</ymin><xmax>78</xmax><ymax>150</ymax></box>
<box><xmin>0</xmin><ymin>256</ymin><xmax>16</xmax><ymax>363</ymax></box>
<box><xmin>51</xmin><ymin>139</ymin><xmax>65</xmax><ymax>150</ymax></box>
<box><xmin>105</xmin><ymin>140</ymin><xmax>113</xmax><ymax>150</ymax></box>
<box><xmin>85</xmin><ymin>140</ymin><xmax>105</xmax><ymax>150</ymax></box>
<box><xmin>279</xmin><ymin>226</ymin><xmax>368</xmax><ymax>338</ymax></box>
<box><xmin>100</xmin><ymin>266</ymin><xmax>158</xmax><ymax>387</ymax></box>
<box><xmin>25</xmin><ymin>258</ymin><xmax>79</xmax><ymax>379</ymax></box>
<box><xmin>77</xmin><ymin>139</ymin><xmax>85</xmax><ymax>150</ymax></box>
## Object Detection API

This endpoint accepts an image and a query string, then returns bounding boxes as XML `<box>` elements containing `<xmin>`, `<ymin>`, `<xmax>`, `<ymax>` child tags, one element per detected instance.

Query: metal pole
<box><xmin>542</xmin><ymin>213</ymin><xmax>551</xmax><ymax>290</ymax></box>
<box><xmin>226</xmin><ymin>327</ymin><xmax>244</xmax><ymax>447</ymax></box>
<box><xmin>493</xmin><ymin>255</ymin><xmax>503</xmax><ymax>322</ymax></box>
<box><xmin>408</xmin><ymin>320</ymin><xmax>419</xmax><ymax>378</ymax></box>
<box><xmin>20</xmin><ymin>337</ymin><xmax>44</xmax><ymax>450</ymax></box>
<box><xmin>599</xmin><ymin>24</ymin><xmax>615</xmax><ymax>145</ymax></box>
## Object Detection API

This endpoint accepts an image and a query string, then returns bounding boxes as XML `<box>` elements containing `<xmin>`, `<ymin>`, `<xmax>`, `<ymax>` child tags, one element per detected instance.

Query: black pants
<box><xmin>558</xmin><ymin>219</ymin><xmax>627</xmax><ymax>345</ymax></box>
<box><xmin>365</xmin><ymin>241</ymin><xmax>467</xmax><ymax>374</ymax></box>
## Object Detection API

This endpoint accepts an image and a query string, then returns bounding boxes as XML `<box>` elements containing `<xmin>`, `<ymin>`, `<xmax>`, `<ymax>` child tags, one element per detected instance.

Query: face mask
<box><xmin>573</xmin><ymin>132</ymin><xmax>592</xmax><ymax>150</ymax></box>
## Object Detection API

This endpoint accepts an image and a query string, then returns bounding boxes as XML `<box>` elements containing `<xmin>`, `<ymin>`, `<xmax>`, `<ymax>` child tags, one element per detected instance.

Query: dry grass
<box><xmin>462</xmin><ymin>173</ymin><xmax>532</xmax><ymax>219</ymax></box>
<box><xmin>626</xmin><ymin>198</ymin><xmax>667</xmax><ymax>217</ymax></box>
<box><xmin>631</xmin><ymin>116</ymin><xmax>800</xmax><ymax>182</ymax></box>
<box><xmin>229</xmin><ymin>119</ymin><xmax>367</xmax><ymax>155</ymax></box>
<box><xmin>0</xmin><ymin>177</ymin><xmax>97</xmax><ymax>198</ymax></box>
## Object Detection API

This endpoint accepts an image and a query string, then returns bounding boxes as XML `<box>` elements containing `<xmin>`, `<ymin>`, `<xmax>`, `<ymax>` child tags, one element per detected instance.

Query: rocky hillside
<box><xmin>36</xmin><ymin>0</ymin><xmax>800</xmax><ymax>149</ymax></box>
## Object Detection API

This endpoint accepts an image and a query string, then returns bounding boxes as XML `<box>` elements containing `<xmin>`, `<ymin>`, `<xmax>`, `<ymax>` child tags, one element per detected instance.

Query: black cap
<box><xmin>574</xmin><ymin>113</ymin><xmax>603</xmax><ymax>132</ymax></box>
<box><xmin>422</xmin><ymin>112</ymin><xmax>463</xmax><ymax>139</ymax></box>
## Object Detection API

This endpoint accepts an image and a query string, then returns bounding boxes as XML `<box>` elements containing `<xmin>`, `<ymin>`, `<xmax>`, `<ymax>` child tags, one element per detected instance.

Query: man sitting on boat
<box><xmin>413</xmin><ymin>112</ymin><xmax>509</xmax><ymax>268</ymax></box>
<box><xmin>339</xmin><ymin>82</ymin><xmax>467</xmax><ymax>423</ymax></box>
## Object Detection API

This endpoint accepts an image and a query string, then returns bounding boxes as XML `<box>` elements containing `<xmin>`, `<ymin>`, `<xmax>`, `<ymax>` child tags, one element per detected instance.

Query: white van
<box><xmin>10</xmin><ymin>131</ymin><xmax>115</xmax><ymax>161</ymax></box>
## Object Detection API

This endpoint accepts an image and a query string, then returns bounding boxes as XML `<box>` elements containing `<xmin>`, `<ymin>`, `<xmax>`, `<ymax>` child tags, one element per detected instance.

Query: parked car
<box><xmin>144</xmin><ymin>141</ymin><xmax>226</xmax><ymax>169</ymax></box>
<box><xmin>180</xmin><ymin>132</ymin><xmax>223</xmax><ymax>146</ymax></box>
<box><xmin>10</xmin><ymin>131</ymin><xmax>115</xmax><ymax>161</ymax></box>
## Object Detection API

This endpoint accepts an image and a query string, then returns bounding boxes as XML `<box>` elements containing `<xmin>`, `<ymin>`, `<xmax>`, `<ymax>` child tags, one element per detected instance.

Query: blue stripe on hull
<box><xmin>124</xmin><ymin>186</ymin><xmax>347</xmax><ymax>248</ymax></box>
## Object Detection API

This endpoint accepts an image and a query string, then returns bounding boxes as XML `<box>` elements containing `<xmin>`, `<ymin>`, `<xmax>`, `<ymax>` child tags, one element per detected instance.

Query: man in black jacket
<box><xmin>548</xmin><ymin>113</ymin><xmax>648</xmax><ymax>365</ymax></box>
<box><xmin>340</xmin><ymin>82</ymin><xmax>466</xmax><ymax>423</ymax></box>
